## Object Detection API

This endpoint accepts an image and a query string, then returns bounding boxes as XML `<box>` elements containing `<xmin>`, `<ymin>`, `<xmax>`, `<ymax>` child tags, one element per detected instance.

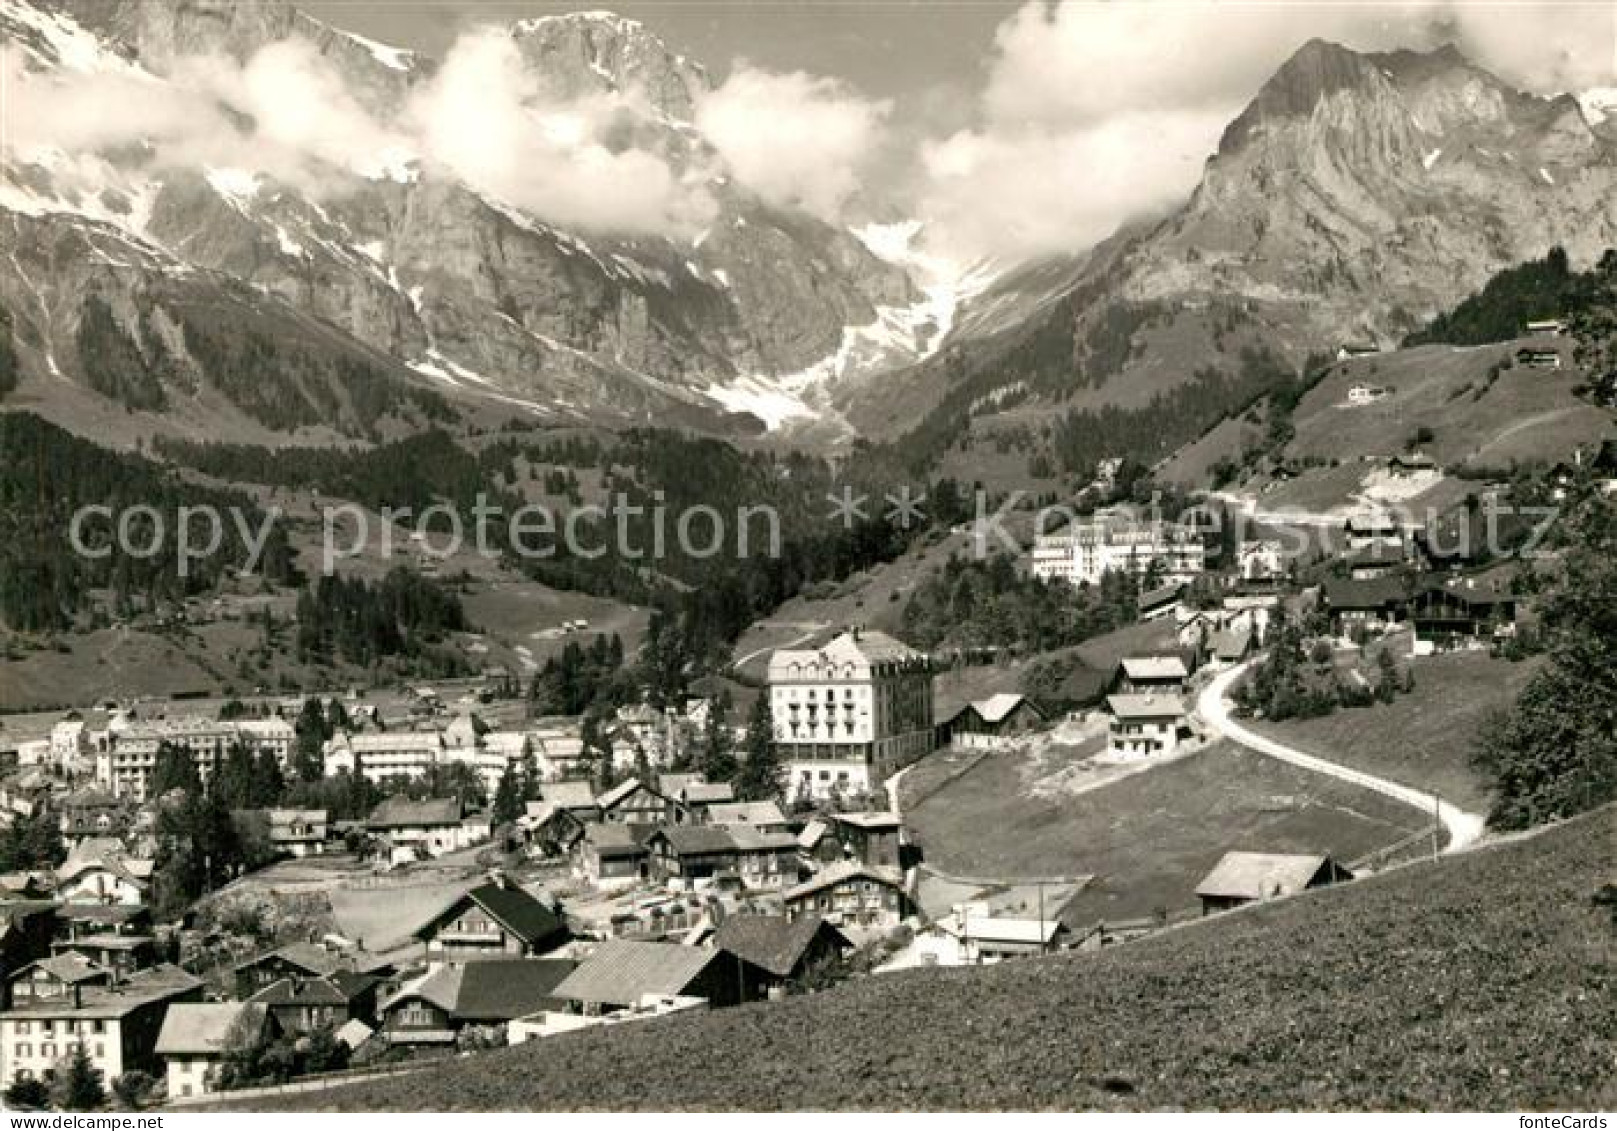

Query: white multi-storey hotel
<box><xmin>1031</xmin><ymin>513</ymin><xmax>1206</xmax><ymax>587</ymax></box>
<box><xmin>767</xmin><ymin>630</ymin><xmax>935</xmax><ymax>801</ymax></box>
<box><xmin>97</xmin><ymin>717</ymin><xmax>295</xmax><ymax>801</ymax></box>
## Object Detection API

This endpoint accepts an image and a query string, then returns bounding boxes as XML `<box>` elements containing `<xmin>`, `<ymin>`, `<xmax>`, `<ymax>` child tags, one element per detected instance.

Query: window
<box><xmin>15</xmin><ymin>1044</ymin><xmax>29</xmax><ymax>1058</ymax></box>
<box><xmin>92</xmin><ymin>1021</ymin><xmax>105</xmax><ymax>1034</ymax></box>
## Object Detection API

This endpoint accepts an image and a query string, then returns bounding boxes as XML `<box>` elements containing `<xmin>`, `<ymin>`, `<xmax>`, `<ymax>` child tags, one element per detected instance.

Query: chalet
<box><xmin>1237</xmin><ymin>540</ymin><xmax>1286</xmax><ymax>584</ymax></box>
<box><xmin>1344</xmin><ymin>542</ymin><xmax>1406</xmax><ymax>580</ymax></box>
<box><xmin>645</xmin><ymin>826</ymin><xmax>738</xmax><ymax>883</ymax></box>
<box><xmin>377</xmin><ymin>958</ymin><xmax>577</xmax><ymax>1049</ymax></box>
<box><xmin>1344</xmin><ymin>513</ymin><xmax>1403</xmax><ymax>550</ymax></box>
<box><xmin>577</xmin><ymin>824</ymin><xmax>649</xmax><ymax>888</ymax></box>
<box><xmin>1412</xmin><ymin>579</ymin><xmax>1518</xmax><ymax>648</ymax></box>
<box><xmin>1524</xmin><ymin>318</ymin><xmax>1567</xmax><ymax>335</ymax></box>
<box><xmin>248</xmin><ymin>971</ymin><xmax>381</xmax><ymax>1035</ymax></box>
<box><xmin>920</xmin><ymin>906</ymin><xmax>1068</xmax><ymax>965</ymax></box>
<box><xmin>797</xmin><ymin>818</ymin><xmax>837</xmax><ymax>867</ymax></box>
<box><xmin>0</xmin><ymin>964</ymin><xmax>202</xmax><ymax>1088</ymax></box>
<box><xmin>783</xmin><ymin>862</ymin><xmax>911</xmax><ymax>929</ymax></box>
<box><xmin>365</xmin><ymin>797</ymin><xmax>472</xmax><ymax>861</ymax></box>
<box><xmin>1137</xmin><ymin>582</ymin><xmax>1185</xmax><ymax>622</ymax></box>
<box><xmin>711</xmin><ymin>913</ymin><xmax>852</xmax><ymax>990</ymax></box>
<box><xmin>728</xmin><ymin>827</ymin><xmax>801</xmax><ymax>889</ymax></box>
<box><xmin>8</xmin><ymin>954</ymin><xmax>111</xmax><ymax>1008</ymax></box>
<box><xmin>518</xmin><ymin>802</ymin><xmax>588</xmax><ymax>857</ymax></box>
<box><xmin>57</xmin><ymin>791</ymin><xmax>129</xmax><ymax>841</ymax></box>
<box><xmin>1345</xmin><ymin>383</ymin><xmax>1388</xmax><ymax>404</ymax></box>
<box><xmin>1515</xmin><ymin>346</ymin><xmax>1562</xmax><ymax>369</ymax></box>
<box><xmin>550</xmin><ymin>940</ymin><xmax>764</xmax><ymax>1014</ymax></box>
<box><xmin>0</xmin><ymin>903</ymin><xmax>60</xmax><ymax>1006</ymax></box>
<box><xmin>831</xmin><ymin>812</ymin><xmax>904</xmax><ymax>868</ymax></box>
<box><xmin>54</xmin><ymin>840</ymin><xmax>153</xmax><ymax>906</ymax></box>
<box><xmin>548</xmin><ymin>776</ymin><xmax>612</xmax><ymax>821</ymax></box>
<box><xmin>1114</xmin><ymin>656</ymin><xmax>1190</xmax><ymax>696</ymax></box>
<box><xmin>232</xmin><ymin>942</ymin><xmax>349</xmax><ymax>1000</ymax></box>
<box><xmin>1322</xmin><ymin>575</ymin><xmax>1408</xmax><ymax>635</ymax></box>
<box><xmin>1196</xmin><ymin>852</ymin><xmax>1352</xmax><ymax>915</ymax></box>
<box><xmin>264</xmin><ymin>809</ymin><xmax>328</xmax><ymax>857</ymax></box>
<box><xmin>1105</xmin><ymin>695</ymin><xmax>1187</xmax><ymax>759</ymax></box>
<box><xmin>156</xmin><ymin>1002</ymin><xmax>275</xmax><ymax>1099</ymax></box>
<box><xmin>678</xmin><ymin>781</ymin><xmax>735</xmax><ymax>821</ymax></box>
<box><xmin>412</xmin><ymin>876</ymin><xmax>568</xmax><ymax>959</ymax></box>
<box><xmin>704</xmin><ymin>800</ymin><xmax>791</xmax><ymax>834</ymax></box>
<box><xmin>50</xmin><ymin>933</ymin><xmax>156</xmax><ymax>979</ymax></box>
<box><xmin>939</xmin><ymin>694</ymin><xmax>1047</xmax><ymax>750</ymax></box>
<box><xmin>597</xmin><ymin>779</ymin><xmax>682</xmax><ymax>827</ymax></box>
<box><xmin>1212</xmin><ymin>625</ymin><xmax>1254</xmax><ymax>666</ymax></box>
<box><xmin>1337</xmin><ymin>342</ymin><xmax>1380</xmax><ymax>360</ymax></box>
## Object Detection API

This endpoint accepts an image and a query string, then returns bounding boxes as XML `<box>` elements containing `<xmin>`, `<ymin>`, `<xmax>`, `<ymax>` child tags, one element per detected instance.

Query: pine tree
<box><xmin>53</xmin><ymin>1044</ymin><xmax>107</xmax><ymax>1110</ymax></box>
<box><xmin>736</xmin><ymin>694</ymin><xmax>783</xmax><ymax>801</ymax></box>
<box><xmin>700</xmin><ymin>690</ymin><xmax>738</xmax><ymax>784</ymax></box>
<box><xmin>492</xmin><ymin>762</ymin><xmax>524</xmax><ymax>825</ymax></box>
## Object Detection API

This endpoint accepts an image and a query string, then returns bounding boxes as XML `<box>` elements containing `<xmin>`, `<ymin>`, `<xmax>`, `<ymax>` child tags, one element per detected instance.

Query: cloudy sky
<box><xmin>294</xmin><ymin>0</ymin><xmax>1617</xmax><ymax>260</ymax></box>
<box><xmin>12</xmin><ymin>1</ymin><xmax>1617</xmax><ymax>263</ymax></box>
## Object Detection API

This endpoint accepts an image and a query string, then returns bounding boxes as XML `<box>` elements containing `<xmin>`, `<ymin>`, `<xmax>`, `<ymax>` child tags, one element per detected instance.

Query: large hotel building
<box><xmin>767</xmin><ymin>630</ymin><xmax>935</xmax><ymax>801</ymax></box>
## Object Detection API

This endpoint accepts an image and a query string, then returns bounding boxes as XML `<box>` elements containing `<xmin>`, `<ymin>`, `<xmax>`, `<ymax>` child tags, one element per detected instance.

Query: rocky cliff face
<box><xmin>0</xmin><ymin>0</ymin><xmax>919</xmax><ymax>438</ymax></box>
<box><xmin>845</xmin><ymin>38</ymin><xmax>1617</xmax><ymax>444</ymax></box>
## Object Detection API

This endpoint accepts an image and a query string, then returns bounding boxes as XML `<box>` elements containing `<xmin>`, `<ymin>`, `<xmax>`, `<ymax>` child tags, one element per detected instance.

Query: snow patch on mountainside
<box><xmin>1578</xmin><ymin>87</ymin><xmax>1617</xmax><ymax>125</ymax></box>
<box><xmin>704</xmin><ymin>221</ymin><xmax>1000</xmax><ymax>430</ymax></box>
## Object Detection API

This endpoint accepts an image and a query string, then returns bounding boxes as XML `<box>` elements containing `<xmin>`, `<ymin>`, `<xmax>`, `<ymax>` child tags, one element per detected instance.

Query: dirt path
<box><xmin>1195</xmin><ymin>659</ymin><xmax>1487</xmax><ymax>852</ymax></box>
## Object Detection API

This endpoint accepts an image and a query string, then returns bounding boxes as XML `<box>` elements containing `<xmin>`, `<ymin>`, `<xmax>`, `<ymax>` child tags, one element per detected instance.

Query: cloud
<box><xmin>696</xmin><ymin>66</ymin><xmax>891</xmax><ymax>221</ymax></box>
<box><xmin>406</xmin><ymin>29</ymin><xmax>714</xmax><ymax>236</ymax></box>
<box><xmin>914</xmin><ymin>0</ymin><xmax>1617</xmax><ymax>262</ymax></box>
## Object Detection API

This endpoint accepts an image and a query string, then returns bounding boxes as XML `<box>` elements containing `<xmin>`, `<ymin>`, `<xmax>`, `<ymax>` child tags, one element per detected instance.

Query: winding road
<box><xmin>1196</xmin><ymin>658</ymin><xmax>1487</xmax><ymax>853</ymax></box>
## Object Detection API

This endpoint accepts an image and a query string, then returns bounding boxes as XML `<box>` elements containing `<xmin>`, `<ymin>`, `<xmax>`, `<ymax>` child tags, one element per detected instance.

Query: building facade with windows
<box><xmin>768</xmin><ymin>631</ymin><xmax>934</xmax><ymax>801</ymax></box>
<box><xmin>1031</xmin><ymin>514</ymin><xmax>1206</xmax><ymax>588</ymax></box>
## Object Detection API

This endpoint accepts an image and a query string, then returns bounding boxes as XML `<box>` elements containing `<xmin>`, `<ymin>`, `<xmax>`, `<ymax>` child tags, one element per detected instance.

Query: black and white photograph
<box><xmin>0</xmin><ymin>0</ymin><xmax>1612</xmax><ymax>1116</ymax></box>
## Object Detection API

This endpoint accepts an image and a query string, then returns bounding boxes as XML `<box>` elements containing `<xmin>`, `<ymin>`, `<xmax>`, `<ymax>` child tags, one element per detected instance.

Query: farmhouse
<box><xmin>1105</xmin><ymin>695</ymin><xmax>1187</xmax><ymax>759</ymax></box>
<box><xmin>577</xmin><ymin>824</ymin><xmax>649</xmax><ymax>888</ymax></box>
<box><xmin>939</xmin><ymin>694</ymin><xmax>1047</xmax><ymax>750</ymax></box>
<box><xmin>831</xmin><ymin>812</ymin><xmax>905</xmax><ymax>868</ymax></box>
<box><xmin>1322</xmin><ymin>576</ymin><xmax>1409</xmax><ymax>635</ymax></box>
<box><xmin>377</xmin><ymin>959</ymin><xmax>577</xmax><ymax>1048</ymax></box>
<box><xmin>1345</xmin><ymin>383</ymin><xmax>1388</xmax><ymax>404</ymax></box>
<box><xmin>366</xmin><ymin>797</ymin><xmax>477</xmax><ymax>861</ymax></box>
<box><xmin>264</xmin><ymin>809</ymin><xmax>328</xmax><ymax>857</ymax></box>
<box><xmin>520</xmin><ymin>802</ymin><xmax>588</xmax><ymax>857</ymax></box>
<box><xmin>1412</xmin><ymin>579</ymin><xmax>1518</xmax><ymax>648</ymax></box>
<box><xmin>248</xmin><ymin>971</ymin><xmax>380</xmax><ymax>1035</ymax></box>
<box><xmin>645</xmin><ymin>826</ymin><xmax>738</xmax><ymax>883</ymax></box>
<box><xmin>538</xmin><ymin>780</ymin><xmax>601</xmax><ymax>823</ymax></box>
<box><xmin>156</xmin><ymin>1002</ymin><xmax>275</xmax><ymax>1099</ymax></box>
<box><xmin>1138</xmin><ymin>582</ymin><xmax>1185</xmax><ymax>622</ymax></box>
<box><xmin>1114</xmin><ymin>656</ymin><xmax>1190</xmax><ymax>696</ymax></box>
<box><xmin>0</xmin><ymin>904</ymin><xmax>62</xmax><ymax>1004</ymax></box>
<box><xmin>412</xmin><ymin>876</ymin><xmax>568</xmax><ymax>959</ymax></box>
<box><xmin>232</xmin><ymin>942</ymin><xmax>350</xmax><ymax>1000</ymax></box>
<box><xmin>50</xmin><ymin>933</ymin><xmax>156</xmax><ymax>979</ymax></box>
<box><xmin>1196</xmin><ymin>852</ymin><xmax>1352</xmax><ymax>915</ymax></box>
<box><xmin>1344</xmin><ymin>542</ymin><xmax>1406</xmax><ymax>580</ymax></box>
<box><xmin>704</xmin><ymin>800</ymin><xmax>791</xmax><ymax>834</ymax></box>
<box><xmin>54</xmin><ymin>840</ymin><xmax>152</xmax><ymax>906</ymax></box>
<box><xmin>597</xmin><ymin>778</ymin><xmax>683</xmax><ymax>826</ymax></box>
<box><xmin>550</xmin><ymin>940</ymin><xmax>764</xmax><ymax>1014</ymax></box>
<box><xmin>920</xmin><ymin>907</ymin><xmax>1069</xmax><ymax>965</ymax></box>
<box><xmin>1515</xmin><ymin>346</ymin><xmax>1562</xmax><ymax>369</ymax></box>
<box><xmin>1344</xmin><ymin>513</ymin><xmax>1403</xmax><ymax>550</ymax></box>
<box><xmin>769</xmin><ymin>630</ymin><xmax>936</xmax><ymax>802</ymax></box>
<box><xmin>728</xmin><ymin>827</ymin><xmax>801</xmax><ymax>889</ymax></box>
<box><xmin>783</xmin><ymin>862</ymin><xmax>911</xmax><ymax>929</ymax></box>
<box><xmin>712</xmin><ymin>913</ymin><xmax>852</xmax><ymax>991</ymax></box>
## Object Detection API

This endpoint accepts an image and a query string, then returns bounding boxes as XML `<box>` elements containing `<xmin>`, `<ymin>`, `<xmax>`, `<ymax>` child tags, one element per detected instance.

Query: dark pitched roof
<box><xmin>650</xmin><ymin>826</ymin><xmax>737</xmax><ymax>856</ymax></box>
<box><xmin>249</xmin><ymin>972</ymin><xmax>380</xmax><ymax>1007</ymax></box>
<box><xmin>385</xmin><ymin>958</ymin><xmax>578</xmax><ymax>1022</ymax></box>
<box><xmin>416</xmin><ymin>880</ymin><xmax>566</xmax><ymax>948</ymax></box>
<box><xmin>1322</xmin><ymin>575</ymin><xmax>1409</xmax><ymax>610</ymax></box>
<box><xmin>711</xmin><ymin>913</ymin><xmax>850</xmax><ymax>979</ymax></box>
<box><xmin>367</xmin><ymin>797</ymin><xmax>462</xmax><ymax>829</ymax></box>
<box><xmin>233</xmin><ymin>942</ymin><xmax>345</xmax><ymax>979</ymax></box>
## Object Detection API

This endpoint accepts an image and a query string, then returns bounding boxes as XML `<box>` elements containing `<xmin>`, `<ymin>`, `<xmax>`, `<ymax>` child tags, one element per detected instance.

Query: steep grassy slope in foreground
<box><xmin>245</xmin><ymin>807</ymin><xmax>1614</xmax><ymax>1111</ymax></box>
